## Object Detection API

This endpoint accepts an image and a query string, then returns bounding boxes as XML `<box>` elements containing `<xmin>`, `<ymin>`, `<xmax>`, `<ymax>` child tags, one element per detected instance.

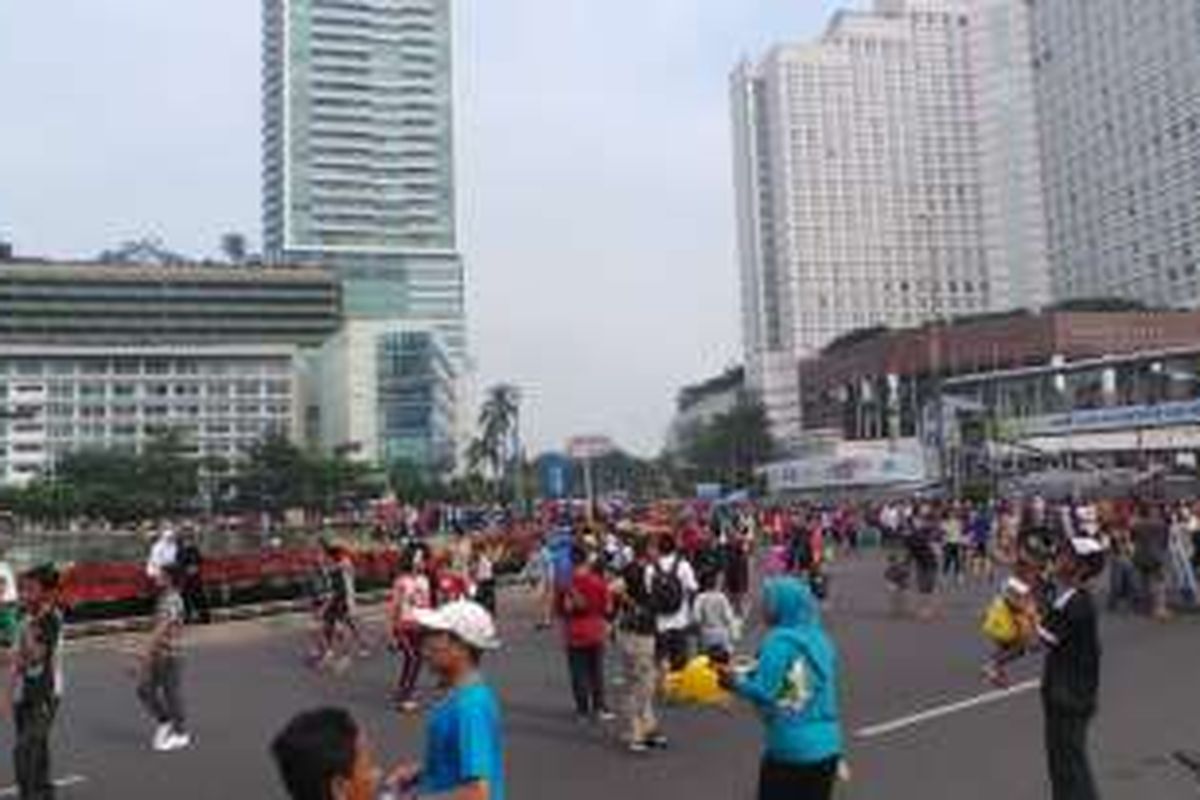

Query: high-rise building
<box><xmin>1029</xmin><ymin>0</ymin><xmax>1200</xmax><ymax>307</ymax></box>
<box><xmin>732</xmin><ymin>0</ymin><xmax>1046</xmax><ymax>447</ymax></box>
<box><xmin>262</xmin><ymin>0</ymin><xmax>466</xmax><ymax>470</ymax></box>
<box><xmin>0</xmin><ymin>260</ymin><xmax>340</xmax><ymax>347</ymax></box>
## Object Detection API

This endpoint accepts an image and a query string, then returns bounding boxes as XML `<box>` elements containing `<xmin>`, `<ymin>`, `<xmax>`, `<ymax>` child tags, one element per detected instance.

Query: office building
<box><xmin>0</xmin><ymin>260</ymin><xmax>340</xmax><ymax>347</ymax></box>
<box><xmin>0</xmin><ymin>344</ymin><xmax>301</xmax><ymax>485</ymax></box>
<box><xmin>263</xmin><ymin>0</ymin><xmax>467</xmax><ymax>469</ymax></box>
<box><xmin>1029</xmin><ymin>0</ymin><xmax>1200</xmax><ymax>307</ymax></box>
<box><xmin>665</xmin><ymin>367</ymin><xmax>745</xmax><ymax>455</ymax></box>
<box><xmin>261</xmin><ymin>0</ymin><xmax>466</xmax><ymax>360</ymax></box>
<box><xmin>732</xmin><ymin>0</ymin><xmax>1048</xmax><ymax>447</ymax></box>
<box><xmin>313</xmin><ymin>319</ymin><xmax>456</xmax><ymax>470</ymax></box>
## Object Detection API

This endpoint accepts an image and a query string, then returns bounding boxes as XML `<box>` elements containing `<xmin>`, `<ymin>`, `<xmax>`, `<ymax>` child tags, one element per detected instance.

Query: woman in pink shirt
<box><xmin>389</xmin><ymin>548</ymin><xmax>432</xmax><ymax>712</ymax></box>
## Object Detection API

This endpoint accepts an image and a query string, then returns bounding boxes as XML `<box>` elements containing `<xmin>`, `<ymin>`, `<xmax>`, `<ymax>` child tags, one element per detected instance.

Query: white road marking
<box><xmin>855</xmin><ymin>679</ymin><xmax>1041</xmax><ymax>740</ymax></box>
<box><xmin>0</xmin><ymin>774</ymin><xmax>87</xmax><ymax>796</ymax></box>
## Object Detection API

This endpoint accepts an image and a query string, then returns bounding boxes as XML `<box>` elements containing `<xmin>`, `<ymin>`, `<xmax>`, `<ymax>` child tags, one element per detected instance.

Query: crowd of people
<box><xmin>2</xmin><ymin>492</ymin><xmax>1199</xmax><ymax>798</ymax></box>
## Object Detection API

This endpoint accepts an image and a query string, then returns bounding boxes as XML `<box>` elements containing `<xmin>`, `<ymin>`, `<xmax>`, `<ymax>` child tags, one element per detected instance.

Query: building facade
<box><xmin>0</xmin><ymin>345</ymin><xmax>300</xmax><ymax>485</ymax></box>
<box><xmin>665</xmin><ymin>367</ymin><xmax>745</xmax><ymax>455</ymax></box>
<box><xmin>732</xmin><ymin>0</ymin><xmax>1048</xmax><ymax>449</ymax></box>
<box><xmin>261</xmin><ymin>0</ymin><xmax>466</xmax><ymax>361</ymax></box>
<box><xmin>0</xmin><ymin>260</ymin><xmax>340</xmax><ymax>347</ymax></box>
<box><xmin>313</xmin><ymin>319</ymin><xmax>456</xmax><ymax>471</ymax></box>
<box><xmin>797</xmin><ymin>310</ymin><xmax>1200</xmax><ymax>463</ymax></box>
<box><xmin>1030</xmin><ymin>0</ymin><xmax>1200</xmax><ymax>306</ymax></box>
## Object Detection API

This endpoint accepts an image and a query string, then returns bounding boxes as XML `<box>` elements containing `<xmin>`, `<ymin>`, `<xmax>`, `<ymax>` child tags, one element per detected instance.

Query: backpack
<box><xmin>651</xmin><ymin>557</ymin><xmax>686</xmax><ymax>616</ymax></box>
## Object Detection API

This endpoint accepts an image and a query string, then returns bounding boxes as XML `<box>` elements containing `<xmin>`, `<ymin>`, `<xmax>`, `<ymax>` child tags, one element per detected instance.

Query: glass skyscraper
<box><xmin>262</xmin><ymin>0</ymin><xmax>465</xmax><ymax>362</ymax></box>
<box><xmin>263</xmin><ymin>0</ymin><xmax>466</xmax><ymax>470</ymax></box>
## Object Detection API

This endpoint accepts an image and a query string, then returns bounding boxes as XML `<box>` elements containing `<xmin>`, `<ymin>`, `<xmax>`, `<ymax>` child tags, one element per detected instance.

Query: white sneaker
<box><xmin>163</xmin><ymin>732</ymin><xmax>192</xmax><ymax>751</ymax></box>
<box><xmin>152</xmin><ymin>723</ymin><xmax>173</xmax><ymax>751</ymax></box>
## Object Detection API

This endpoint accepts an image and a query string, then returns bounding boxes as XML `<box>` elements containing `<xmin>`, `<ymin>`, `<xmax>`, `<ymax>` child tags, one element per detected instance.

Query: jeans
<box><xmin>1045</xmin><ymin>710</ymin><xmax>1098</xmax><ymax>800</ymax></box>
<box><xmin>757</xmin><ymin>756</ymin><xmax>839</xmax><ymax>800</ymax></box>
<box><xmin>942</xmin><ymin>543</ymin><xmax>963</xmax><ymax>578</ymax></box>
<box><xmin>619</xmin><ymin>633</ymin><xmax>659</xmax><ymax>743</ymax></box>
<box><xmin>14</xmin><ymin>695</ymin><xmax>58</xmax><ymax>800</ymax></box>
<box><xmin>137</xmin><ymin>655</ymin><xmax>186</xmax><ymax>733</ymax></box>
<box><xmin>566</xmin><ymin>645</ymin><xmax>606</xmax><ymax>717</ymax></box>
<box><xmin>1107</xmin><ymin>557</ymin><xmax>1138</xmax><ymax>612</ymax></box>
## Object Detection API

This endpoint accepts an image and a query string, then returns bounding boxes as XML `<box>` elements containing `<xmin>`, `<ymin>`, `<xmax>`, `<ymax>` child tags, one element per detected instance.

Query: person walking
<box><xmin>1102</xmin><ymin>517</ymin><xmax>1135</xmax><ymax>612</ymax></box>
<box><xmin>652</xmin><ymin>535</ymin><xmax>698</xmax><ymax>672</ymax></box>
<box><xmin>559</xmin><ymin>545</ymin><xmax>614</xmax><ymax>722</ymax></box>
<box><xmin>137</xmin><ymin>562</ymin><xmax>191</xmax><ymax>752</ymax></box>
<box><xmin>941</xmin><ymin>505</ymin><xmax>966</xmax><ymax>585</ymax></box>
<box><xmin>718</xmin><ymin>577</ymin><xmax>844</xmax><ymax>800</ymax></box>
<box><xmin>1039</xmin><ymin>537</ymin><xmax>1106</xmax><ymax>800</ymax></box>
<box><xmin>615</xmin><ymin>537</ymin><xmax>667</xmax><ymax>754</ymax></box>
<box><xmin>693</xmin><ymin>571</ymin><xmax>739</xmax><ymax>660</ymax></box>
<box><xmin>175</xmin><ymin>532</ymin><xmax>209</xmax><ymax>625</ymax></box>
<box><xmin>1131</xmin><ymin>502</ymin><xmax>1170</xmax><ymax>619</ymax></box>
<box><xmin>387</xmin><ymin>548</ymin><xmax>431</xmax><ymax>713</ymax></box>
<box><xmin>12</xmin><ymin>565</ymin><xmax>64</xmax><ymax>800</ymax></box>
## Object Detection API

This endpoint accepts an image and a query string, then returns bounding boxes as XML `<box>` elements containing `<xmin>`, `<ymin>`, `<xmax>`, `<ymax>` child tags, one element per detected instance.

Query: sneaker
<box><xmin>597</xmin><ymin>709</ymin><xmax>617</xmax><ymax>722</ymax></box>
<box><xmin>163</xmin><ymin>732</ymin><xmax>192</xmax><ymax>752</ymax></box>
<box><xmin>398</xmin><ymin>700</ymin><xmax>420</xmax><ymax>714</ymax></box>
<box><xmin>152</xmin><ymin>723</ymin><xmax>173</xmax><ymax>752</ymax></box>
<box><xmin>627</xmin><ymin>740</ymin><xmax>650</xmax><ymax>755</ymax></box>
<box><xmin>645</xmin><ymin>732</ymin><xmax>669</xmax><ymax>749</ymax></box>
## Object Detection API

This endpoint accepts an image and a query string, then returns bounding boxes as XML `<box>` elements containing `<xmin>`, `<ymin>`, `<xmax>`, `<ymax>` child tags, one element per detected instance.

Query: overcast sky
<box><xmin>0</xmin><ymin>0</ymin><xmax>845</xmax><ymax>455</ymax></box>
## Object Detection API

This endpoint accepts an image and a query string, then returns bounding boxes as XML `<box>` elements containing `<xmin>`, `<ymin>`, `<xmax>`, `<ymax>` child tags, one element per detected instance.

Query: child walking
<box><xmin>692</xmin><ymin>571</ymin><xmax>739</xmax><ymax>660</ymax></box>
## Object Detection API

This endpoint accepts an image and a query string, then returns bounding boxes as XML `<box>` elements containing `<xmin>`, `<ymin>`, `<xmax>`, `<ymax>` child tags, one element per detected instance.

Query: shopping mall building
<box><xmin>764</xmin><ymin>309</ymin><xmax>1200</xmax><ymax>494</ymax></box>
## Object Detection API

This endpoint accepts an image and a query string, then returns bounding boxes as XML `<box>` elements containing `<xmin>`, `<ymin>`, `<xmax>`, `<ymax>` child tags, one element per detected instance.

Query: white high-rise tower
<box><xmin>732</xmin><ymin>0</ymin><xmax>1048</xmax><ymax>447</ymax></box>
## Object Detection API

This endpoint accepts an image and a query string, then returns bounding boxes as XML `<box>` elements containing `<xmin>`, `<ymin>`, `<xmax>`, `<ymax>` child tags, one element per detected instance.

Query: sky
<box><xmin>0</xmin><ymin>0</ymin><xmax>847</xmax><ymax>455</ymax></box>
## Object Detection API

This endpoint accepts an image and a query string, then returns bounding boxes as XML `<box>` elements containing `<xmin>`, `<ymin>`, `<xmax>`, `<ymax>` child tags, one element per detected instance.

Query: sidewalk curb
<box><xmin>65</xmin><ymin>590</ymin><xmax>391</xmax><ymax>640</ymax></box>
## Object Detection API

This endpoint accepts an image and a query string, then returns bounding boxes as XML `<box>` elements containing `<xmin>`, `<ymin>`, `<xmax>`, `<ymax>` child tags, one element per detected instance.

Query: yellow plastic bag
<box><xmin>662</xmin><ymin>656</ymin><xmax>732</xmax><ymax>706</ymax></box>
<box><xmin>981</xmin><ymin>597</ymin><xmax>1018</xmax><ymax>645</ymax></box>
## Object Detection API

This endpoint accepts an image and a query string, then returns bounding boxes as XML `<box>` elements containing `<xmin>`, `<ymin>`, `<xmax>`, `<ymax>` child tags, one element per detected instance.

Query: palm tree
<box><xmin>476</xmin><ymin>384</ymin><xmax>521</xmax><ymax>492</ymax></box>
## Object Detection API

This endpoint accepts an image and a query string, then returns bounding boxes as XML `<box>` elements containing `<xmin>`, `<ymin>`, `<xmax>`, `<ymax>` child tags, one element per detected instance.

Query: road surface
<box><xmin>3</xmin><ymin>552</ymin><xmax>1197</xmax><ymax>799</ymax></box>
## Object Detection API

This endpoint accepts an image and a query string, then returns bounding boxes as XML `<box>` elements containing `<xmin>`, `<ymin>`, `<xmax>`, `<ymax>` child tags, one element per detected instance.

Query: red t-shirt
<box><xmin>559</xmin><ymin>570</ymin><xmax>610</xmax><ymax>648</ymax></box>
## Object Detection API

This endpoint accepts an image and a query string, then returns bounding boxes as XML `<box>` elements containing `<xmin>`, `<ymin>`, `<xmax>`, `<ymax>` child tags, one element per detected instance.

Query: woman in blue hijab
<box><xmin>720</xmin><ymin>576</ymin><xmax>844</xmax><ymax>799</ymax></box>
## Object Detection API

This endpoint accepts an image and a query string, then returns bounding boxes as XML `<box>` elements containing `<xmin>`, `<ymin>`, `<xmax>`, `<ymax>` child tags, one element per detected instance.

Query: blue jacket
<box><xmin>733</xmin><ymin>577</ymin><xmax>843</xmax><ymax>765</ymax></box>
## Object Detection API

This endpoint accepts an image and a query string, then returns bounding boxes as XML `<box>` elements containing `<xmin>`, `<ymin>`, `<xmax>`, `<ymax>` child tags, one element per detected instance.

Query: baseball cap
<box><xmin>1067</xmin><ymin>537</ymin><xmax>1106</xmax><ymax>557</ymax></box>
<box><xmin>413</xmin><ymin>600</ymin><xmax>500</xmax><ymax>651</ymax></box>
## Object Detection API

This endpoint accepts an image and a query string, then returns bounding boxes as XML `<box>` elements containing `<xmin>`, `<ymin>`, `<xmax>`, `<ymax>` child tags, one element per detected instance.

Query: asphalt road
<box><xmin>1</xmin><ymin>552</ymin><xmax>1198</xmax><ymax>799</ymax></box>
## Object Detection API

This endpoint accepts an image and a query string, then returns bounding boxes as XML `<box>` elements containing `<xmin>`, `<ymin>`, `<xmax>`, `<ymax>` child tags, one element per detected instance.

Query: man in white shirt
<box><xmin>146</xmin><ymin>526</ymin><xmax>178</xmax><ymax>581</ymax></box>
<box><xmin>652</xmin><ymin>535</ymin><xmax>698</xmax><ymax>672</ymax></box>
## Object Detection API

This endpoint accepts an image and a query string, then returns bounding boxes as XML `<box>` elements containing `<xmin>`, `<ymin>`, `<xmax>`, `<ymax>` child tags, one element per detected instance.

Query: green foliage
<box><xmin>675</xmin><ymin>397</ymin><xmax>776</xmax><ymax>491</ymax></box>
<box><xmin>232</xmin><ymin>432</ymin><xmax>376</xmax><ymax>515</ymax></box>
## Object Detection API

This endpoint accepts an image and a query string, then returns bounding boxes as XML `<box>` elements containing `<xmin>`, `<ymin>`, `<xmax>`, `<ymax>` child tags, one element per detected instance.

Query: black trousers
<box><xmin>657</xmin><ymin>628</ymin><xmax>690</xmax><ymax>672</ymax></box>
<box><xmin>566</xmin><ymin>645</ymin><xmax>606</xmax><ymax>717</ymax></box>
<box><xmin>14</xmin><ymin>696</ymin><xmax>58</xmax><ymax>800</ymax></box>
<box><xmin>758</xmin><ymin>756</ymin><xmax>838</xmax><ymax>800</ymax></box>
<box><xmin>182</xmin><ymin>578</ymin><xmax>209</xmax><ymax>624</ymax></box>
<box><xmin>1045</xmin><ymin>709</ymin><xmax>1098</xmax><ymax>800</ymax></box>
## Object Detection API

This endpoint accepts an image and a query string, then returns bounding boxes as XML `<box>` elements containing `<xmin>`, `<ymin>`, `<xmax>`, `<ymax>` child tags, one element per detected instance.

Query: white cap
<box><xmin>1068</xmin><ymin>537</ymin><xmax>1106</xmax><ymax>557</ymax></box>
<box><xmin>1004</xmin><ymin>577</ymin><xmax>1031</xmax><ymax>595</ymax></box>
<box><xmin>413</xmin><ymin>600</ymin><xmax>500</xmax><ymax>651</ymax></box>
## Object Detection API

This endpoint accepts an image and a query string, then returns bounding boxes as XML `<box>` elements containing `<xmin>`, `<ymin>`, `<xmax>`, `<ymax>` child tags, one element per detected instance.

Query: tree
<box><xmin>471</xmin><ymin>384</ymin><xmax>521</xmax><ymax>500</ymax></box>
<box><xmin>677</xmin><ymin>397</ymin><xmax>775</xmax><ymax>491</ymax></box>
<box><xmin>220</xmin><ymin>232</ymin><xmax>248</xmax><ymax>265</ymax></box>
<box><xmin>138</xmin><ymin>429</ymin><xmax>200</xmax><ymax>518</ymax></box>
<box><xmin>232</xmin><ymin>433</ymin><xmax>310</xmax><ymax>514</ymax></box>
